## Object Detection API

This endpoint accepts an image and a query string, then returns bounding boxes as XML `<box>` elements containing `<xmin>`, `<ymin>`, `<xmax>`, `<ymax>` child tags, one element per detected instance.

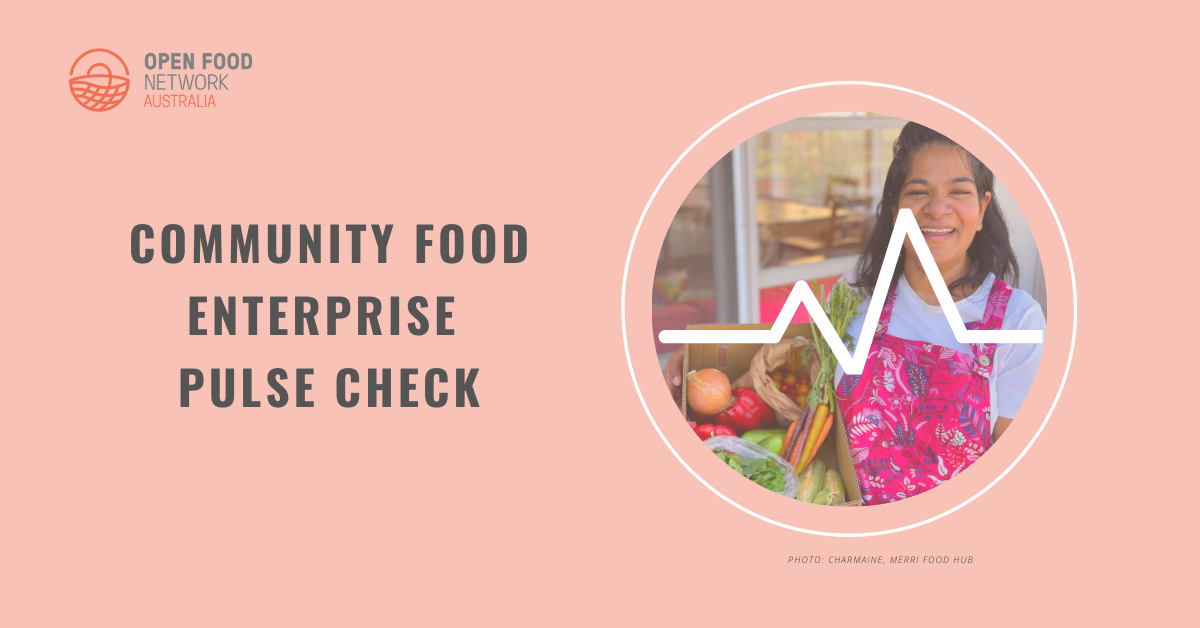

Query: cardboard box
<box><xmin>682</xmin><ymin>323</ymin><xmax>862</xmax><ymax>505</ymax></box>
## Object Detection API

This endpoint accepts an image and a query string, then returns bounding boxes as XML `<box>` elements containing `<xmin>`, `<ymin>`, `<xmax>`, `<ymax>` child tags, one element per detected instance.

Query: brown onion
<box><xmin>686</xmin><ymin>369</ymin><xmax>732</xmax><ymax>415</ymax></box>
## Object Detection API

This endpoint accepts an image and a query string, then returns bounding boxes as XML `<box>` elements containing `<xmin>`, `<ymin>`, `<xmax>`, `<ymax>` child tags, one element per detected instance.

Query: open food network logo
<box><xmin>68</xmin><ymin>48</ymin><xmax>250</xmax><ymax>111</ymax></box>
<box><xmin>69</xmin><ymin>49</ymin><xmax>129</xmax><ymax>112</ymax></box>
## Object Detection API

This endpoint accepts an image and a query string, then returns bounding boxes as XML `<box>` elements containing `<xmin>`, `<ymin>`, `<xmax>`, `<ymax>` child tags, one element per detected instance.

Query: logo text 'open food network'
<box><xmin>657</xmin><ymin>208</ymin><xmax>1044</xmax><ymax>375</ymax></box>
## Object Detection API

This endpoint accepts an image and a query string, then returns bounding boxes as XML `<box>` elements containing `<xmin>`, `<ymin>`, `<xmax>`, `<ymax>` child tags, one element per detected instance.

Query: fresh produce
<box><xmin>814</xmin><ymin>468</ymin><xmax>845</xmax><ymax>505</ymax></box>
<box><xmin>761</xmin><ymin>348</ymin><xmax>809</xmax><ymax>415</ymax></box>
<box><xmin>795</xmin><ymin>280</ymin><xmax>864</xmax><ymax>472</ymax></box>
<box><xmin>797</xmin><ymin>458</ymin><xmax>826</xmax><ymax>502</ymax></box>
<box><xmin>694</xmin><ymin>400</ymin><xmax>850</xmax><ymax>503</ymax></box>
<box><xmin>687</xmin><ymin>368</ymin><xmax>732</xmax><ymax>415</ymax></box>
<box><xmin>740</xmin><ymin>430</ymin><xmax>787</xmax><ymax>456</ymax></box>
<box><xmin>685</xmin><ymin>332</ymin><xmax>865</xmax><ymax>502</ymax></box>
<box><xmin>781</xmin><ymin>405</ymin><xmax>807</xmax><ymax>465</ymax></box>
<box><xmin>812</xmin><ymin>417</ymin><xmax>834</xmax><ymax>464</ymax></box>
<box><xmin>694</xmin><ymin>423</ymin><xmax>737</xmax><ymax>441</ymax></box>
<box><xmin>740</xmin><ymin>429</ymin><xmax>785</xmax><ymax>444</ymax></box>
<box><xmin>705</xmin><ymin>436</ymin><xmax>800</xmax><ymax>497</ymax></box>
<box><xmin>714</xmin><ymin>449</ymin><xmax>791</xmax><ymax>494</ymax></box>
<box><xmin>782</xmin><ymin>404</ymin><xmax>811</xmax><ymax>466</ymax></box>
<box><xmin>713</xmin><ymin>386</ymin><xmax>776</xmax><ymax>434</ymax></box>
<box><xmin>796</xmin><ymin>404</ymin><xmax>830</xmax><ymax>471</ymax></box>
<box><xmin>757</xmin><ymin>435</ymin><xmax>784</xmax><ymax>456</ymax></box>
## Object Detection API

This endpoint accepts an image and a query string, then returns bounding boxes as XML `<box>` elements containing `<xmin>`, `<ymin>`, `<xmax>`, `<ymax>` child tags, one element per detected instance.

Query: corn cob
<box><xmin>796</xmin><ymin>458</ymin><xmax>826</xmax><ymax>502</ymax></box>
<box><xmin>813</xmin><ymin>468</ymin><xmax>845</xmax><ymax>506</ymax></box>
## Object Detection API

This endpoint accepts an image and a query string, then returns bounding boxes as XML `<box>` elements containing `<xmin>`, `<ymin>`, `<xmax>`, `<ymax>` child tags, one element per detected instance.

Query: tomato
<box><xmin>783</xmin><ymin>373</ymin><xmax>797</xmax><ymax>386</ymax></box>
<box><xmin>770</xmin><ymin>370</ymin><xmax>784</xmax><ymax>383</ymax></box>
<box><xmin>798</xmin><ymin>376</ymin><xmax>810</xmax><ymax>387</ymax></box>
<box><xmin>780</xmin><ymin>382</ymin><xmax>794</xmax><ymax>394</ymax></box>
<box><xmin>797</xmin><ymin>384</ymin><xmax>810</xmax><ymax>396</ymax></box>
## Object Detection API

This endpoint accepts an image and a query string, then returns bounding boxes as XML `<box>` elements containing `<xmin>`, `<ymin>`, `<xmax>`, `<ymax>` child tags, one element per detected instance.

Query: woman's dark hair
<box><xmin>851</xmin><ymin>122</ymin><xmax>1018</xmax><ymax>298</ymax></box>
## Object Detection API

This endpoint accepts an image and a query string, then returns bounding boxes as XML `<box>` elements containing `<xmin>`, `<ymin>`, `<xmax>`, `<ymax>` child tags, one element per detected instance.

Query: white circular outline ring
<box><xmin>620</xmin><ymin>81</ymin><xmax>1077</xmax><ymax>537</ymax></box>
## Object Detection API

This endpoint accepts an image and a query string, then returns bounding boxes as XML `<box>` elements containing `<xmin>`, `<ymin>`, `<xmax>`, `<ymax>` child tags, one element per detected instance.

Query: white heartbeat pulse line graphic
<box><xmin>657</xmin><ymin>208</ymin><xmax>1043</xmax><ymax>375</ymax></box>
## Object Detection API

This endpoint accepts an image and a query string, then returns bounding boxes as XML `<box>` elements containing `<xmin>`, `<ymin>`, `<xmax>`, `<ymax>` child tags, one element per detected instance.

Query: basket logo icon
<box><xmin>69</xmin><ymin>49</ymin><xmax>130</xmax><ymax>112</ymax></box>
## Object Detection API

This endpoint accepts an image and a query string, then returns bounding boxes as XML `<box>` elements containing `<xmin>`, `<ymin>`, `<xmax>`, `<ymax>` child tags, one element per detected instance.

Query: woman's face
<box><xmin>893</xmin><ymin>144</ymin><xmax>992</xmax><ymax>272</ymax></box>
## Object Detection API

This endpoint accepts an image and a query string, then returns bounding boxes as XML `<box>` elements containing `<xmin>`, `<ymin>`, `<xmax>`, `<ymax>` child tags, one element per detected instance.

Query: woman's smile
<box><xmin>920</xmin><ymin>226</ymin><xmax>956</xmax><ymax>241</ymax></box>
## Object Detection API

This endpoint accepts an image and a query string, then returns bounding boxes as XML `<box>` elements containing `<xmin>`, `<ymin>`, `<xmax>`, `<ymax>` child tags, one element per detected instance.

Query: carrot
<box><xmin>781</xmin><ymin>405</ymin><xmax>811</xmax><ymax>463</ymax></box>
<box><xmin>796</xmin><ymin>404</ymin><xmax>829</xmax><ymax>471</ymax></box>
<box><xmin>781</xmin><ymin>416</ymin><xmax>800</xmax><ymax>461</ymax></box>
<box><xmin>788</xmin><ymin>416</ymin><xmax>813</xmax><ymax>467</ymax></box>
<box><xmin>800</xmin><ymin>412</ymin><xmax>836</xmax><ymax>471</ymax></box>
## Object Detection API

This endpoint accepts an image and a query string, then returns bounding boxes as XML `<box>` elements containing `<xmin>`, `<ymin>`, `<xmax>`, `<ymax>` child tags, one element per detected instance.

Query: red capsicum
<box><xmin>693</xmin><ymin>423</ymin><xmax>737</xmax><ymax>441</ymax></box>
<box><xmin>714</xmin><ymin>386</ymin><xmax>775</xmax><ymax>434</ymax></box>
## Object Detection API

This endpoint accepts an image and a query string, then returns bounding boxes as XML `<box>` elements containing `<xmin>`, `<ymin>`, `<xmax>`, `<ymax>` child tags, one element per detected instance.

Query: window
<box><xmin>754</xmin><ymin>114</ymin><xmax>904</xmax><ymax>287</ymax></box>
<box><xmin>654</xmin><ymin>171</ymin><xmax>713</xmax><ymax>303</ymax></box>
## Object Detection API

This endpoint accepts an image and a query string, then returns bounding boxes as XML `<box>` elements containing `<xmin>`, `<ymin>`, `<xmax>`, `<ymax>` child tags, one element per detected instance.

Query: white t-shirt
<box><xmin>833</xmin><ymin>272</ymin><xmax>1046</xmax><ymax>427</ymax></box>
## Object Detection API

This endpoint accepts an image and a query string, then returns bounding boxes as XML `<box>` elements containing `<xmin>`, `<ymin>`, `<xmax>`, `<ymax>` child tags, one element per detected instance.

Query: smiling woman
<box><xmin>833</xmin><ymin>122</ymin><xmax>1046</xmax><ymax>504</ymax></box>
<box><xmin>852</xmin><ymin>124</ymin><xmax>1017</xmax><ymax>303</ymax></box>
<box><xmin>660</xmin><ymin>119</ymin><xmax>1047</xmax><ymax>507</ymax></box>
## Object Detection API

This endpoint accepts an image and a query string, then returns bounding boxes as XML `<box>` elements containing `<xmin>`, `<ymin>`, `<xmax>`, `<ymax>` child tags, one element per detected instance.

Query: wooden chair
<box><xmin>824</xmin><ymin>176</ymin><xmax>873</xmax><ymax>253</ymax></box>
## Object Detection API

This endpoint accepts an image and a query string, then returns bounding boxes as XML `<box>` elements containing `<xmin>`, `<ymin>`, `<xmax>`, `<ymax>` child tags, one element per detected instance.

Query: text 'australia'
<box><xmin>144</xmin><ymin>94</ymin><xmax>217</xmax><ymax>108</ymax></box>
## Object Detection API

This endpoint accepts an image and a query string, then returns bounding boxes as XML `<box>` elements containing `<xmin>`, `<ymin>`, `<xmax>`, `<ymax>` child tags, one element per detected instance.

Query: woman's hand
<box><xmin>662</xmin><ymin>346</ymin><xmax>685</xmax><ymax>409</ymax></box>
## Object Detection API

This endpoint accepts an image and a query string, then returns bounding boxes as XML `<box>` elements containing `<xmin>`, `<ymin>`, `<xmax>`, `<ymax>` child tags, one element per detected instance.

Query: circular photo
<box><xmin>653</xmin><ymin>113</ymin><xmax>1046</xmax><ymax>506</ymax></box>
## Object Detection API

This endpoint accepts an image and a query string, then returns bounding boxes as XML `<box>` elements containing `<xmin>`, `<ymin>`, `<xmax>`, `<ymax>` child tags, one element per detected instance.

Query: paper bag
<box><xmin>732</xmin><ymin>337</ymin><xmax>818</xmax><ymax>426</ymax></box>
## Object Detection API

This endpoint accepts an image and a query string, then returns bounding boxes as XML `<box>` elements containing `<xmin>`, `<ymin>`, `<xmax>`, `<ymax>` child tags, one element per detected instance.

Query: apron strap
<box><xmin>874</xmin><ymin>285</ymin><xmax>900</xmax><ymax>338</ymax></box>
<box><xmin>967</xmin><ymin>278</ymin><xmax>1014</xmax><ymax>374</ymax></box>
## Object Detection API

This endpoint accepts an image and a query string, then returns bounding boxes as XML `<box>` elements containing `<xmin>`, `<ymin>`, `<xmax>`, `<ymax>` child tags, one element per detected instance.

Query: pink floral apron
<box><xmin>837</xmin><ymin>279</ymin><xmax>1012</xmax><ymax>504</ymax></box>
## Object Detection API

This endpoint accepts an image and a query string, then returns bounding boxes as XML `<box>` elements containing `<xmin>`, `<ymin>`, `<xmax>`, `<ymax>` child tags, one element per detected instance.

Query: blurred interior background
<box><xmin>653</xmin><ymin>113</ymin><xmax>1048</xmax><ymax>367</ymax></box>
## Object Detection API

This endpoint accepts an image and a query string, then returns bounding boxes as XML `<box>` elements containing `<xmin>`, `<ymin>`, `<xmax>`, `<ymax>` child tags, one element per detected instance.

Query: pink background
<box><xmin>2</xmin><ymin>1</ymin><xmax>1193</xmax><ymax>624</ymax></box>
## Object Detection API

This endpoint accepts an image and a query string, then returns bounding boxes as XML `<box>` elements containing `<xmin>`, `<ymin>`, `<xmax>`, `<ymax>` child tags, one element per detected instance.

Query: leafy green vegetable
<box><xmin>806</xmin><ymin>280</ymin><xmax>864</xmax><ymax>409</ymax></box>
<box><xmin>714</xmin><ymin>450</ymin><xmax>790</xmax><ymax>493</ymax></box>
